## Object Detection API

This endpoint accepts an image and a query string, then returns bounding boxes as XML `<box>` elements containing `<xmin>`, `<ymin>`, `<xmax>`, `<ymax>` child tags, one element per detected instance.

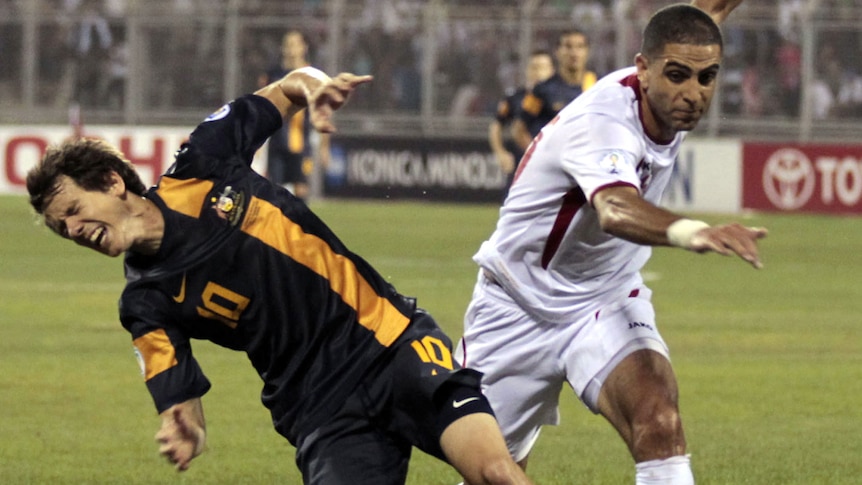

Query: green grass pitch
<box><xmin>1</xmin><ymin>194</ymin><xmax>860</xmax><ymax>484</ymax></box>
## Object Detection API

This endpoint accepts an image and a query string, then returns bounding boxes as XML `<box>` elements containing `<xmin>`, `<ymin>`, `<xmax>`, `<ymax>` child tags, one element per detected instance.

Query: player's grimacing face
<box><xmin>43</xmin><ymin>174</ymin><xmax>132</xmax><ymax>257</ymax></box>
<box><xmin>637</xmin><ymin>43</ymin><xmax>721</xmax><ymax>140</ymax></box>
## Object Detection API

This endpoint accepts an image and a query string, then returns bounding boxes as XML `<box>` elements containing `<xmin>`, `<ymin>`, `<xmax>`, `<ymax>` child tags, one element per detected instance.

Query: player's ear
<box><xmin>635</xmin><ymin>53</ymin><xmax>649</xmax><ymax>86</ymax></box>
<box><xmin>107</xmin><ymin>171</ymin><xmax>126</xmax><ymax>196</ymax></box>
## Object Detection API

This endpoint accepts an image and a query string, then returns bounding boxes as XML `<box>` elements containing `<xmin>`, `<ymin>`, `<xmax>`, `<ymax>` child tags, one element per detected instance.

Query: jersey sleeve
<box><xmin>120</xmin><ymin>288</ymin><xmax>211</xmax><ymax>414</ymax></box>
<box><xmin>494</xmin><ymin>96</ymin><xmax>513</xmax><ymax>124</ymax></box>
<box><xmin>184</xmin><ymin>94</ymin><xmax>284</xmax><ymax>169</ymax></box>
<box><xmin>558</xmin><ymin>113</ymin><xmax>644</xmax><ymax>204</ymax></box>
<box><xmin>519</xmin><ymin>87</ymin><xmax>544</xmax><ymax>120</ymax></box>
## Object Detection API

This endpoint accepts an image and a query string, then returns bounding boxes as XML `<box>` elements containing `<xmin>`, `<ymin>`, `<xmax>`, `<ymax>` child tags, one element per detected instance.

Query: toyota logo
<box><xmin>762</xmin><ymin>148</ymin><xmax>816</xmax><ymax>210</ymax></box>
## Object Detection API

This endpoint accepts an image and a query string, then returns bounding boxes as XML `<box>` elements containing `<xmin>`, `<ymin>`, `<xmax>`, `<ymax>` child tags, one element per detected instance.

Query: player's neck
<box><xmin>559</xmin><ymin>67</ymin><xmax>585</xmax><ymax>86</ymax></box>
<box><xmin>282</xmin><ymin>57</ymin><xmax>310</xmax><ymax>71</ymax></box>
<box><xmin>639</xmin><ymin>96</ymin><xmax>675</xmax><ymax>144</ymax></box>
<box><xmin>129</xmin><ymin>197</ymin><xmax>165</xmax><ymax>255</ymax></box>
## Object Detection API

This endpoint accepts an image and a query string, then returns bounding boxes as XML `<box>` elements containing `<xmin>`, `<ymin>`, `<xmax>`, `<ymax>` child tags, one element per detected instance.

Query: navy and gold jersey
<box><xmin>519</xmin><ymin>71</ymin><xmax>597</xmax><ymax>137</ymax></box>
<box><xmin>265</xmin><ymin>67</ymin><xmax>312</xmax><ymax>160</ymax></box>
<box><xmin>119</xmin><ymin>95</ymin><xmax>417</xmax><ymax>444</ymax></box>
<box><xmin>494</xmin><ymin>87</ymin><xmax>527</xmax><ymax>126</ymax></box>
<box><xmin>494</xmin><ymin>87</ymin><xmax>528</xmax><ymax>159</ymax></box>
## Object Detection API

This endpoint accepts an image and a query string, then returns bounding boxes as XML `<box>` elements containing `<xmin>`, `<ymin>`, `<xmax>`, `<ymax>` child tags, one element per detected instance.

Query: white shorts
<box><xmin>455</xmin><ymin>271</ymin><xmax>670</xmax><ymax>463</ymax></box>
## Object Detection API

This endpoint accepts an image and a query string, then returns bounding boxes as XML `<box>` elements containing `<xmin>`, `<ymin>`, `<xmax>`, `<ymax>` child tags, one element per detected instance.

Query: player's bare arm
<box><xmin>254</xmin><ymin>68</ymin><xmax>372</xmax><ymax>132</ymax></box>
<box><xmin>690</xmin><ymin>0</ymin><xmax>743</xmax><ymax>24</ymax></box>
<box><xmin>511</xmin><ymin>118</ymin><xmax>533</xmax><ymax>152</ymax></box>
<box><xmin>155</xmin><ymin>397</ymin><xmax>206</xmax><ymax>472</ymax></box>
<box><xmin>489</xmin><ymin>120</ymin><xmax>516</xmax><ymax>174</ymax></box>
<box><xmin>593</xmin><ymin>185</ymin><xmax>767</xmax><ymax>268</ymax></box>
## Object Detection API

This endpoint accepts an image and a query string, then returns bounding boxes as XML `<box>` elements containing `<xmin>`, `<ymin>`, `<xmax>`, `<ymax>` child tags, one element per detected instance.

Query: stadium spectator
<box><xmin>775</xmin><ymin>36</ymin><xmax>802</xmax><ymax>116</ymax></box>
<box><xmin>58</xmin><ymin>0</ymin><xmax>114</xmax><ymax>108</ymax></box>
<box><xmin>512</xmin><ymin>29</ymin><xmax>597</xmax><ymax>151</ymax></box>
<box><xmin>258</xmin><ymin>30</ymin><xmax>329</xmax><ymax>201</ymax></box>
<box><xmin>25</xmin><ymin>67</ymin><xmax>534</xmax><ymax>485</ymax></box>
<box><xmin>455</xmin><ymin>2</ymin><xmax>766</xmax><ymax>484</ymax></box>
<box><xmin>488</xmin><ymin>50</ymin><xmax>554</xmax><ymax>197</ymax></box>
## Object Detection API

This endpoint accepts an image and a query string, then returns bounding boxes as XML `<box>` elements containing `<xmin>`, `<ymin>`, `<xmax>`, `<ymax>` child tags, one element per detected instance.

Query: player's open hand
<box><xmin>689</xmin><ymin>223</ymin><xmax>768</xmax><ymax>269</ymax></box>
<box><xmin>308</xmin><ymin>73</ymin><xmax>373</xmax><ymax>133</ymax></box>
<box><xmin>155</xmin><ymin>404</ymin><xmax>206</xmax><ymax>471</ymax></box>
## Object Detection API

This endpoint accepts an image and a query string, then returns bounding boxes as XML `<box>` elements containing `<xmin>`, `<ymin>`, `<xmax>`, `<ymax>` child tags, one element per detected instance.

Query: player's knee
<box><xmin>631</xmin><ymin>402</ymin><xmax>685</xmax><ymax>459</ymax></box>
<box><xmin>474</xmin><ymin>455</ymin><xmax>523</xmax><ymax>485</ymax></box>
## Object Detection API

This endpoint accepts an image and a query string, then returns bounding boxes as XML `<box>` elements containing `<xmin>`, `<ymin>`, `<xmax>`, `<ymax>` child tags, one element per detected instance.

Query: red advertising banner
<box><xmin>743</xmin><ymin>142</ymin><xmax>862</xmax><ymax>214</ymax></box>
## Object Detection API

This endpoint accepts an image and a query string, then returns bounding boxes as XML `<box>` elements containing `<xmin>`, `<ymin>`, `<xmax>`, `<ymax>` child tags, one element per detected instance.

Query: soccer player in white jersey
<box><xmin>455</xmin><ymin>2</ymin><xmax>762</xmax><ymax>484</ymax></box>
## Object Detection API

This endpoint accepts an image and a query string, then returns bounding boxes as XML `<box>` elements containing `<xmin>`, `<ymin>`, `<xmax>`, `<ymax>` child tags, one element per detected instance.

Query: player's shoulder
<box><xmin>532</xmin><ymin>74</ymin><xmax>563</xmax><ymax>95</ymax></box>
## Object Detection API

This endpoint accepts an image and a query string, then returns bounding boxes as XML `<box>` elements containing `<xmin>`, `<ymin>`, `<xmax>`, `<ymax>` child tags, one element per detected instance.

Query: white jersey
<box><xmin>474</xmin><ymin>66</ymin><xmax>686</xmax><ymax>324</ymax></box>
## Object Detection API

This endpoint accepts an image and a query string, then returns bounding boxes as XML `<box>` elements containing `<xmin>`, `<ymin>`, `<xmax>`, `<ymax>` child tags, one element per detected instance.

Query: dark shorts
<box><xmin>294</xmin><ymin>310</ymin><xmax>489</xmax><ymax>485</ymax></box>
<box><xmin>268</xmin><ymin>153</ymin><xmax>310</xmax><ymax>186</ymax></box>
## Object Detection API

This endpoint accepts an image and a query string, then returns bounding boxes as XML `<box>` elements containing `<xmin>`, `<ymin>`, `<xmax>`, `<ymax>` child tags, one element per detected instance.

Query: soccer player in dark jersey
<box><xmin>257</xmin><ymin>30</ymin><xmax>329</xmax><ymax>201</ymax></box>
<box><xmin>26</xmin><ymin>67</ymin><xmax>532</xmax><ymax>485</ymax></box>
<box><xmin>488</xmin><ymin>50</ymin><xmax>554</xmax><ymax>197</ymax></box>
<box><xmin>513</xmin><ymin>29</ymin><xmax>597</xmax><ymax>148</ymax></box>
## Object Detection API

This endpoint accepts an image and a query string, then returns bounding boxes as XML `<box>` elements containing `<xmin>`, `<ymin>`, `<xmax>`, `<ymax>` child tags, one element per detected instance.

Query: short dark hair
<box><xmin>27</xmin><ymin>138</ymin><xmax>147</xmax><ymax>214</ymax></box>
<box><xmin>641</xmin><ymin>4</ymin><xmax>722</xmax><ymax>58</ymax></box>
<box><xmin>557</xmin><ymin>29</ymin><xmax>589</xmax><ymax>48</ymax></box>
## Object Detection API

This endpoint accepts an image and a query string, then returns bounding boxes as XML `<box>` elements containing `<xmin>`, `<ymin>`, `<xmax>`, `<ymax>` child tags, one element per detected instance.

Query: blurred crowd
<box><xmin>2</xmin><ymin>0</ymin><xmax>862</xmax><ymax>122</ymax></box>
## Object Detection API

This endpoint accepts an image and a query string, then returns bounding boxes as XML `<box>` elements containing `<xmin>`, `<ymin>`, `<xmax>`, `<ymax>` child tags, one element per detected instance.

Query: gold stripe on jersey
<box><xmin>583</xmin><ymin>70</ymin><xmax>598</xmax><ymax>90</ymax></box>
<box><xmin>156</xmin><ymin>177</ymin><xmax>215</xmax><ymax>218</ymax></box>
<box><xmin>240</xmin><ymin>196</ymin><xmax>409</xmax><ymax>347</ymax></box>
<box><xmin>133</xmin><ymin>329</ymin><xmax>178</xmax><ymax>381</ymax></box>
<box><xmin>288</xmin><ymin>111</ymin><xmax>305</xmax><ymax>153</ymax></box>
<box><xmin>521</xmin><ymin>92</ymin><xmax>542</xmax><ymax>116</ymax></box>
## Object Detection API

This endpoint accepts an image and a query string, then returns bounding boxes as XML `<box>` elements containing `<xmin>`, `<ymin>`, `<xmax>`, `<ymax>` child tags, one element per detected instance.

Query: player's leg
<box><xmin>460</xmin><ymin>292</ymin><xmax>558</xmax><ymax>472</ymax></box>
<box><xmin>439</xmin><ymin>411</ymin><xmax>533</xmax><ymax>485</ymax></box>
<box><xmin>281</xmin><ymin>154</ymin><xmax>310</xmax><ymax>200</ymax></box>
<box><xmin>596</xmin><ymin>350</ymin><xmax>692</xmax><ymax>485</ymax></box>
<box><xmin>597</xmin><ymin>349</ymin><xmax>685</xmax><ymax>461</ymax></box>
<box><xmin>454</xmin><ymin>273</ymin><xmax>564</xmax><ymax>470</ymax></box>
<box><xmin>294</xmin><ymin>390</ymin><xmax>411</xmax><ymax>485</ymax></box>
<box><xmin>389</xmin><ymin>308</ymin><xmax>533</xmax><ymax>485</ymax></box>
<box><xmin>566</xmin><ymin>289</ymin><xmax>692</xmax><ymax>484</ymax></box>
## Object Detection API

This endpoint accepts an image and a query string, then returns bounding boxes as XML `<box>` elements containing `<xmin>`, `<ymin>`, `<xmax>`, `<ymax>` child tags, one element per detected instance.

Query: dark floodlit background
<box><xmin>2</xmin><ymin>0</ymin><xmax>861</xmax><ymax>141</ymax></box>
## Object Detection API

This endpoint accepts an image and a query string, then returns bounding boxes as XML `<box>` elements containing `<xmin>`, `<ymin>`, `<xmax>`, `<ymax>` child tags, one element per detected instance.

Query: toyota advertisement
<box><xmin>743</xmin><ymin>143</ymin><xmax>862</xmax><ymax>214</ymax></box>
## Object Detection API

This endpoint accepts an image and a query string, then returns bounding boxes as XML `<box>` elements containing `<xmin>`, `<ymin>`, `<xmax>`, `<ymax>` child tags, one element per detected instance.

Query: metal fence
<box><xmin>1</xmin><ymin>0</ymin><xmax>861</xmax><ymax>141</ymax></box>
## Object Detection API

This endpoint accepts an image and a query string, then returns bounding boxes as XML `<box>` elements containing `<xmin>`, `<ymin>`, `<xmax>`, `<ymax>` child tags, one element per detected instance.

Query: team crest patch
<box><xmin>133</xmin><ymin>346</ymin><xmax>145</xmax><ymax>377</ymax></box>
<box><xmin>600</xmin><ymin>152</ymin><xmax>625</xmax><ymax>175</ymax></box>
<box><xmin>211</xmin><ymin>185</ymin><xmax>245</xmax><ymax>226</ymax></box>
<box><xmin>204</xmin><ymin>104</ymin><xmax>231</xmax><ymax>122</ymax></box>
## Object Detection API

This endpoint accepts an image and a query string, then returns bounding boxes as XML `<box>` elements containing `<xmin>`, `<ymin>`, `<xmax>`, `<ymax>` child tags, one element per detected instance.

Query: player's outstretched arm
<box><xmin>690</xmin><ymin>0</ymin><xmax>744</xmax><ymax>24</ymax></box>
<box><xmin>305</xmin><ymin>72</ymin><xmax>373</xmax><ymax>133</ymax></box>
<box><xmin>593</xmin><ymin>185</ymin><xmax>767</xmax><ymax>268</ymax></box>
<box><xmin>155</xmin><ymin>397</ymin><xmax>206</xmax><ymax>472</ymax></box>
<box><xmin>254</xmin><ymin>67</ymin><xmax>372</xmax><ymax>132</ymax></box>
<box><xmin>682</xmin><ymin>222</ymin><xmax>768</xmax><ymax>269</ymax></box>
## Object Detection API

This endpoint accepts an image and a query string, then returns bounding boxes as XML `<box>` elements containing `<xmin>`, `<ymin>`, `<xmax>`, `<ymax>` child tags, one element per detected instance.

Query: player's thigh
<box><xmin>283</xmin><ymin>154</ymin><xmax>309</xmax><ymax>183</ymax></box>
<box><xmin>386</xmin><ymin>310</ymin><xmax>492</xmax><ymax>460</ymax></box>
<box><xmin>565</xmin><ymin>291</ymin><xmax>671</xmax><ymax>412</ymax></box>
<box><xmin>296</xmin><ymin>395</ymin><xmax>410</xmax><ymax>485</ymax></box>
<box><xmin>596</xmin><ymin>347</ymin><xmax>679</xmax><ymax>432</ymax></box>
<box><xmin>458</xmin><ymin>280</ymin><xmax>565</xmax><ymax>460</ymax></box>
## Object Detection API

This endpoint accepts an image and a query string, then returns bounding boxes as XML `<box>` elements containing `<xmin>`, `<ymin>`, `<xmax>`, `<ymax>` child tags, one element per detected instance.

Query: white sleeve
<box><xmin>558</xmin><ymin>113</ymin><xmax>644</xmax><ymax>203</ymax></box>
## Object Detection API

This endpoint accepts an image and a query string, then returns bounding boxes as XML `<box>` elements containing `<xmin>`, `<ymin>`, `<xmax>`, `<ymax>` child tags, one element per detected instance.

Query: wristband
<box><xmin>294</xmin><ymin>66</ymin><xmax>331</xmax><ymax>82</ymax></box>
<box><xmin>666</xmin><ymin>219</ymin><xmax>710</xmax><ymax>249</ymax></box>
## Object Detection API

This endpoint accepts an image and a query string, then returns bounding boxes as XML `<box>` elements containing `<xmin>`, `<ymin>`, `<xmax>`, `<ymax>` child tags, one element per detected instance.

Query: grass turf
<box><xmin>1</xmin><ymin>194</ymin><xmax>860</xmax><ymax>484</ymax></box>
